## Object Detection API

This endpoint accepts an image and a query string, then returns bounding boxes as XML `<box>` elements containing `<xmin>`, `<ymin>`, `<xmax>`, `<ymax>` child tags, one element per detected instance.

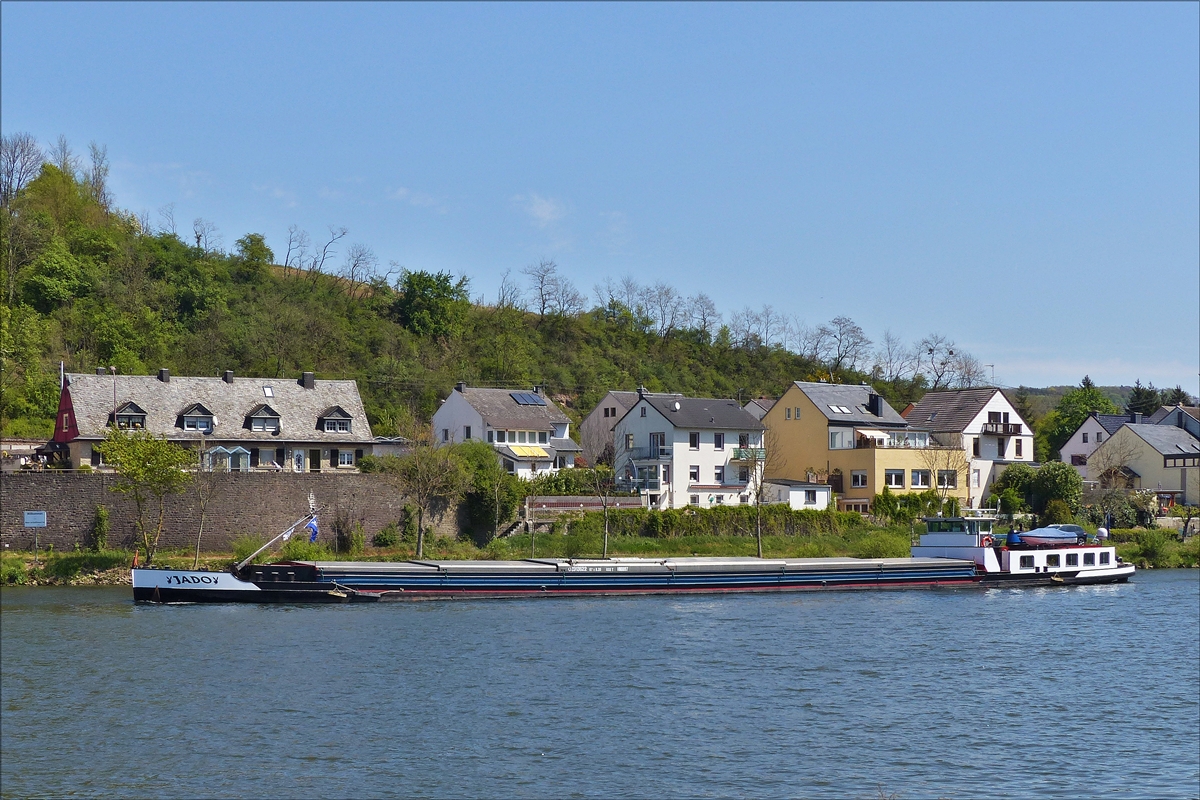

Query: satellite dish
<box><xmin>673</xmin><ymin>401</ymin><xmax>680</xmax><ymax>411</ymax></box>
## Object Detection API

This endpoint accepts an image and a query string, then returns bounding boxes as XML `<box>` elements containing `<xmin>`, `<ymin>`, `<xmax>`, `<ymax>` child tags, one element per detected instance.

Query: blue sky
<box><xmin>3</xmin><ymin>2</ymin><xmax>1197</xmax><ymax>392</ymax></box>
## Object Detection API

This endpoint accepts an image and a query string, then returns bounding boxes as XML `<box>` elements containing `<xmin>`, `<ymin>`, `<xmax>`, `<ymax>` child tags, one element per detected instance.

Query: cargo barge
<box><xmin>130</xmin><ymin>506</ymin><xmax>1133</xmax><ymax>604</ymax></box>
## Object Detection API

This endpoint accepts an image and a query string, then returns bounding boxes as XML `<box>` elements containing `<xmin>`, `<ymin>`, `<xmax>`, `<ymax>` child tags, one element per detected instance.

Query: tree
<box><xmin>1162</xmin><ymin>386</ymin><xmax>1194</xmax><ymax>407</ymax></box>
<box><xmin>589</xmin><ymin>464</ymin><xmax>617</xmax><ymax>557</ymax></box>
<box><xmin>390</xmin><ymin>269</ymin><xmax>470</xmax><ymax>339</ymax></box>
<box><xmin>98</xmin><ymin>428</ymin><xmax>194</xmax><ymax>564</ymax></box>
<box><xmin>1031</xmin><ymin>460</ymin><xmax>1083</xmax><ymax>515</ymax></box>
<box><xmin>1041</xmin><ymin>378</ymin><xmax>1120</xmax><ymax>457</ymax></box>
<box><xmin>990</xmin><ymin>462</ymin><xmax>1036</xmax><ymax>510</ymax></box>
<box><xmin>459</xmin><ymin>440</ymin><xmax>521</xmax><ymax>542</ymax></box>
<box><xmin>1087</xmin><ymin>431</ymin><xmax>1142</xmax><ymax>489</ymax></box>
<box><xmin>190</xmin><ymin>436</ymin><xmax>223</xmax><ymax>568</ymax></box>
<box><xmin>233</xmin><ymin>233</ymin><xmax>274</xmax><ymax>283</ymax></box>
<box><xmin>523</xmin><ymin>259</ymin><xmax>559</xmax><ymax>318</ymax></box>
<box><xmin>1</xmin><ymin>131</ymin><xmax>45</xmax><ymax>305</ymax></box>
<box><xmin>378</xmin><ymin>428</ymin><xmax>470</xmax><ymax>557</ymax></box>
<box><xmin>826</xmin><ymin>316</ymin><xmax>872</xmax><ymax>374</ymax></box>
<box><xmin>919</xmin><ymin>434</ymin><xmax>969</xmax><ymax>515</ymax></box>
<box><xmin>732</xmin><ymin>426</ymin><xmax>783</xmax><ymax>558</ymax></box>
<box><xmin>1126</xmin><ymin>380</ymin><xmax>1162</xmax><ymax>416</ymax></box>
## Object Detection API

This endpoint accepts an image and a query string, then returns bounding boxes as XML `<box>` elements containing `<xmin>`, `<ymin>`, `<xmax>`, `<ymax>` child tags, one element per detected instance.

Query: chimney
<box><xmin>1130</xmin><ymin>411</ymin><xmax>1143</xmax><ymax>424</ymax></box>
<box><xmin>455</xmin><ymin>382</ymin><xmax>466</xmax><ymax>393</ymax></box>
<box><xmin>301</xmin><ymin>371</ymin><xmax>315</xmax><ymax>390</ymax></box>
<box><xmin>158</xmin><ymin>368</ymin><xmax>170</xmax><ymax>383</ymax></box>
<box><xmin>222</xmin><ymin>370</ymin><xmax>234</xmax><ymax>384</ymax></box>
<box><xmin>534</xmin><ymin>385</ymin><xmax>544</xmax><ymax>397</ymax></box>
<box><xmin>867</xmin><ymin>393</ymin><xmax>883</xmax><ymax>417</ymax></box>
<box><xmin>96</xmin><ymin>366</ymin><xmax>106</xmax><ymax>375</ymax></box>
<box><xmin>637</xmin><ymin>385</ymin><xmax>647</xmax><ymax>399</ymax></box>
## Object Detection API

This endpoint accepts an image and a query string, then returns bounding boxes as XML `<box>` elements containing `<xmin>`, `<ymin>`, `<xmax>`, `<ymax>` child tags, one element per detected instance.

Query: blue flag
<box><xmin>306</xmin><ymin>517</ymin><xmax>319</xmax><ymax>543</ymax></box>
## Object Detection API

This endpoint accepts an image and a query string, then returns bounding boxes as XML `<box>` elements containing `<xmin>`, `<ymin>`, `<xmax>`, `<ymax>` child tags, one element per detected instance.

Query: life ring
<box><xmin>980</xmin><ymin>535</ymin><xmax>994</xmax><ymax>547</ymax></box>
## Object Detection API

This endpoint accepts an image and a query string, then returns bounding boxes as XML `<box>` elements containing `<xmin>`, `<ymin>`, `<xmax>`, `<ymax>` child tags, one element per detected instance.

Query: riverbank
<box><xmin>4</xmin><ymin>524</ymin><xmax>1196</xmax><ymax>586</ymax></box>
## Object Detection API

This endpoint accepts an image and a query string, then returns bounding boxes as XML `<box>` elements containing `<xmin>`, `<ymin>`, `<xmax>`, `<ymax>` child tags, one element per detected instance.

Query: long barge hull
<box><xmin>132</xmin><ymin>556</ymin><xmax>978</xmax><ymax>603</ymax></box>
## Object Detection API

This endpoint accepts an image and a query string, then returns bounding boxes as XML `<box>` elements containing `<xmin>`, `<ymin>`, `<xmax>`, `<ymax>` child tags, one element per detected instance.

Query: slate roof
<box><xmin>903</xmin><ymin>388</ymin><xmax>1006</xmax><ymax>432</ymax></box>
<box><xmin>791</xmin><ymin>381</ymin><xmax>907</xmax><ymax>427</ymax></box>
<box><xmin>1094</xmin><ymin>413</ymin><xmax>1137</xmax><ymax>436</ymax></box>
<box><xmin>63</xmin><ymin>372</ymin><xmax>372</xmax><ymax>443</ymax></box>
<box><xmin>1125</xmin><ymin>423</ymin><xmax>1200</xmax><ymax>456</ymax></box>
<box><xmin>1147</xmin><ymin>405</ymin><xmax>1200</xmax><ymax>425</ymax></box>
<box><xmin>459</xmin><ymin>387</ymin><xmax>570</xmax><ymax>430</ymax></box>
<box><xmin>637</xmin><ymin>394</ymin><xmax>764</xmax><ymax>431</ymax></box>
<box><xmin>744</xmin><ymin>396</ymin><xmax>777</xmax><ymax>420</ymax></box>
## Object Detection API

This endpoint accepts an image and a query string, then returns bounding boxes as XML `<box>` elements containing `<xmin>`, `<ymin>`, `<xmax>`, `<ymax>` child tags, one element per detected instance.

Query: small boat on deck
<box><xmin>1016</xmin><ymin>527</ymin><xmax>1081</xmax><ymax>546</ymax></box>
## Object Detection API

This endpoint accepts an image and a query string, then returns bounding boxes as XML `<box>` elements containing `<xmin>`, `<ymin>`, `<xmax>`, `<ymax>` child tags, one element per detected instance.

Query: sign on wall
<box><xmin>23</xmin><ymin>511</ymin><xmax>47</xmax><ymax>528</ymax></box>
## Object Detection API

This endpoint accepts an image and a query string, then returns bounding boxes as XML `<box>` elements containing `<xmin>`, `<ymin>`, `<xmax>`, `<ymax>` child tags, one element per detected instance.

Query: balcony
<box><xmin>626</xmin><ymin>447</ymin><xmax>673</xmax><ymax>461</ymax></box>
<box><xmin>982</xmin><ymin>423</ymin><xmax>1022</xmax><ymax>435</ymax></box>
<box><xmin>731</xmin><ymin>448</ymin><xmax>766</xmax><ymax>461</ymax></box>
<box><xmin>615</xmin><ymin>477</ymin><xmax>661</xmax><ymax>492</ymax></box>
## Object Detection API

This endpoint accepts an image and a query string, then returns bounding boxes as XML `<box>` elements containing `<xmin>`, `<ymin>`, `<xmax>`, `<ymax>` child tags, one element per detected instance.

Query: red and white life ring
<box><xmin>980</xmin><ymin>535</ymin><xmax>994</xmax><ymax>547</ymax></box>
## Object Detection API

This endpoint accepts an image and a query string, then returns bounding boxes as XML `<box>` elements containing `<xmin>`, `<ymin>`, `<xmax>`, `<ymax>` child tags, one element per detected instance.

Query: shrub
<box><xmin>1042</xmin><ymin>499</ymin><xmax>1074</xmax><ymax>525</ymax></box>
<box><xmin>2</xmin><ymin>554</ymin><xmax>29</xmax><ymax>584</ymax></box>
<box><xmin>231</xmin><ymin>534</ymin><xmax>268</xmax><ymax>564</ymax></box>
<box><xmin>1032</xmin><ymin>461</ymin><xmax>1083</xmax><ymax>514</ymax></box>
<box><xmin>91</xmin><ymin>504</ymin><xmax>110</xmax><ymax>552</ymax></box>
<box><xmin>1134</xmin><ymin>529</ymin><xmax>1172</xmax><ymax>567</ymax></box>
<box><xmin>373</xmin><ymin>522</ymin><xmax>400</xmax><ymax>548</ymax></box>
<box><xmin>853</xmin><ymin>531</ymin><xmax>909</xmax><ymax>559</ymax></box>
<box><xmin>280</xmin><ymin>537</ymin><xmax>332</xmax><ymax>562</ymax></box>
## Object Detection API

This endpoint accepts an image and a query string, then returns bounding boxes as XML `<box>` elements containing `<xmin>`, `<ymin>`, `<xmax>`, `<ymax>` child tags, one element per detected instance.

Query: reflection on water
<box><xmin>2</xmin><ymin>572</ymin><xmax>1198</xmax><ymax>799</ymax></box>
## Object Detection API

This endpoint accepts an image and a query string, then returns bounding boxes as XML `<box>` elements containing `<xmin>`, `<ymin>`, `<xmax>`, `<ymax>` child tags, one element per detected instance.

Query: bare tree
<box><xmin>157</xmin><ymin>203</ymin><xmax>178</xmax><ymax>237</ymax></box>
<box><xmin>378</xmin><ymin>426</ymin><xmax>471</xmax><ymax>558</ymax></box>
<box><xmin>618</xmin><ymin>276</ymin><xmax>642</xmax><ymax>312</ymax></box>
<box><xmin>799</xmin><ymin>322</ymin><xmax>834</xmax><ymax>364</ymax></box>
<box><xmin>551</xmin><ymin>272</ymin><xmax>586</xmax><ymax>317</ymax></box>
<box><xmin>951</xmin><ymin>351</ymin><xmax>986</xmax><ymax>389</ymax></box>
<box><xmin>48</xmin><ymin>135</ymin><xmax>80</xmax><ymax>177</ymax></box>
<box><xmin>497</xmin><ymin>268</ymin><xmax>524</xmax><ymax>309</ymax></box>
<box><xmin>192</xmin><ymin>218</ymin><xmax>221</xmax><ymax>255</ymax></box>
<box><xmin>589</xmin><ymin>465</ymin><xmax>617</xmax><ymax>558</ymax></box>
<box><xmin>873</xmin><ymin>330</ymin><xmax>917</xmax><ymax>385</ymax></box>
<box><xmin>687</xmin><ymin>292</ymin><xmax>721</xmax><ymax>337</ymax></box>
<box><xmin>737</xmin><ymin>426</ymin><xmax>786</xmax><ymax>558</ymax></box>
<box><xmin>282</xmin><ymin>224</ymin><xmax>310</xmax><ymax>275</ymax></box>
<box><xmin>728</xmin><ymin>307</ymin><xmax>758</xmax><ymax>347</ymax></box>
<box><xmin>919</xmin><ymin>333</ymin><xmax>958</xmax><ymax>391</ymax></box>
<box><xmin>340</xmin><ymin>243</ymin><xmax>378</xmax><ymax>297</ymax></box>
<box><xmin>310</xmin><ymin>225</ymin><xmax>348</xmax><ymax>275</ymax></box>
<box><xmin>190</xmin><ymin>437</ymin><xmax>223</xmax><ymax>568</ymax></box>
<box><xmin>826</xmin><ymin>316</ymin><xmax>872</xmax><ymax>373</ymax></box>
<box><xmin>642</xmin><ymin>281</ymin><xmax>684</xmax><ymax>337</ymax></box>
<box><xmin>919</xmin><ymin>434</ymin><xmax>970</xmax><ymax>514</ymax></box>
<box><xmin>86</xmin><ymin>142</ymin><xmax>111</xmax><ymax>210</ymax></box>
<box><xmin>523</xmin><ymin>259</ymin><xmax>560</xmax><ymax>318</ymax></box>
<box><xmin>1088</xmin><ymin>432</ymin><xmax>1142</xmax><ymax>489</ymax></box>
<box><xmin>0</xmin><ymin>132</ymin><xmax>43</xmax><ymax>208</ymax></box>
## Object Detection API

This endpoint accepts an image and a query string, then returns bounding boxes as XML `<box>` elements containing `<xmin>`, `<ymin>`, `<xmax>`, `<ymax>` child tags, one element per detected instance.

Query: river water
<box><xmin>2</xmin><ymin>571</ymin><xmax>1197</xmax><ymax>799</ymax></box>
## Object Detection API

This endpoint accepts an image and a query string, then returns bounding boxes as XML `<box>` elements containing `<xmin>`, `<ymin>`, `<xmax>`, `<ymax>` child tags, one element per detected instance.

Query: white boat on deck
<box><xmin>910</xmin><ymin>515</ymin><xmax>1135</xmax><ymax>586</ymax></box>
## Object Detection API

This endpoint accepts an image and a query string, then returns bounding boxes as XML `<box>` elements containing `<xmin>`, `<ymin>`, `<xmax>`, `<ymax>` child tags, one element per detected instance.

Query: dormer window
<box><xmin>246</xmin><ymin>404</ymin><xmax>281</xmax><ymax>433</ymax></box>
<box><xmin>112</xmin><ymin>402</ymin><xmax>147</xmax><ymax>430</ymax></box>
<box><xmin>319</xmin><ymin>406</ymin><xmax>352</xmax><ymax>434</ymax></box>
<box><xmin>178</xmin><ymin>403</ymin><xmax>214</xmax><ymax>432</ymax></box>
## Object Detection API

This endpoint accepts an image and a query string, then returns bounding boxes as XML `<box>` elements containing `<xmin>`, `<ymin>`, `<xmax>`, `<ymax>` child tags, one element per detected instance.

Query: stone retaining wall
<box><xmin>0</xmin><ymin>471</ymin><xmax>459</xmax><ymax>552</ymax></box>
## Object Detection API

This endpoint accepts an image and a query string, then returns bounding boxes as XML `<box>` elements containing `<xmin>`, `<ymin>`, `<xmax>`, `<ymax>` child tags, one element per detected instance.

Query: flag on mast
<box><xmin>306</xmin><ymin>517</ymin><xmax>319</xmax><ymax>543</ymax></box>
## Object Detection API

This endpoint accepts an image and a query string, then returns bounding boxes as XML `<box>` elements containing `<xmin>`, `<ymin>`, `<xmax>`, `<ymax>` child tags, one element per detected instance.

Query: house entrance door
<box><xmin>309</xmin><ymin>449</ymin><xmax>321</xmax><ymax>472</ymax></box>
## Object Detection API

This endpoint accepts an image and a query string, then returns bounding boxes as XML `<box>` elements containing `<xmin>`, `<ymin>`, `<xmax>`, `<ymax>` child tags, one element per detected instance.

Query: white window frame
<box><xmin>937</xmin><ymin>470</ymin><xmax>958</xmax><ymax>489</ymax></box>
<box><xmin>884</xmin><ymin>470</ymin><xmax>904</xmax><ymax>488</ymax></box>
<box><xmin>714</xmin><ymin>433</ymin><xmax>724</xmax><ymax>450</ymax></box>
<box><xmin>851</xmin><ymin>470</ymin><xmax>868</xmax><ymax>488</ymax></box>
<box><xmin>714</xmin><ymin>466</ymin><xmax>725</xmax><ymax>484</ymax></box>
<box><xmin>911</xmin><ymin>470</ymin><xmax>931</xmax><ymax>488</ymax></box>
<box><xmin>338</xmin><ymin>451</ymin><xmax>354</xmax><ymax>466</ymax></box>
<box><xmin>689</xmin><ymin>465</ymin><xmax>700</xmax><ymax>483</ymax></box>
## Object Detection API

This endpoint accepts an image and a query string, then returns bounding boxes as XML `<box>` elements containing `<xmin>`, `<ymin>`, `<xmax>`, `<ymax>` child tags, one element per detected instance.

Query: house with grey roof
<box><xmin>611</xmin><ymin>388</ymin><xmax>765</xmax><ymax>510</ymax></box>
<box><xmin>744</xmin><ymin>396</ymin><xmax>778</xmax><ymax>421</ymax></box>
<box><xmin>902</xmin><ymin>388</ymin><xmax>1034</xmax><ymax>506</ymax></box>
<box><xmin>49</xmin><ymin>368</ymin><xmax>373</xmax><ymax>472</ymax></box>
<box><xmin>1059</xmin><ymin>410</ymin><xmax>1150</xmax><ymax>476</ymax></box>
<box><xmin>431</xmin><ymin>383</ymin><xmax>579</xmax><ymax>478</ymax></box>
<box><xmin>578</xmin><ymin>390</ymin><xmax>640</xmax><ymax>466</ymax></box>
<box><xmin>1086</xmin><ymin>421</ymin><xmax>1199</xmax><ymax>507</ymax></box>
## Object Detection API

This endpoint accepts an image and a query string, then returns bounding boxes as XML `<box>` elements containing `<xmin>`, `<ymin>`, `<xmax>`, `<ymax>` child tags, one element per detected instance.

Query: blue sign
<box><xmin>24</xmin><ymin>511</ymin><xmax>47</xmax><ymax>528</ymax></box>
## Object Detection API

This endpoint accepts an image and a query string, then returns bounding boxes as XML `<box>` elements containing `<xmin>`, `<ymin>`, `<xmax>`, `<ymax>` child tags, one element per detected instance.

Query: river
<box><xmin>2</xmin><ymin>570</ymin><xmax>1197</xmax><ymax>799</ymax></box>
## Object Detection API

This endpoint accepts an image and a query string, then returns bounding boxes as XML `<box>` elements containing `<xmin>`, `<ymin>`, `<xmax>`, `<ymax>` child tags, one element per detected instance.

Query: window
<box><xmin>689</xmin><ymin>465</ymin><xmax>700</xmax><ymax>482</ymax></box>
<box><xmin>1019</xmin><ymin>555</ymin><xmax>1034</xmax><ymax>569</ymax></box>
<box><xmin>795</xmin><ymin>407</ymin><xmax>801</xmax><ymax>420</ymax></box>
<box><xmin>714</xmin><ymin>466</ymin><xmax>725</xmax><ymax>483</ymax></box>
<box><xmin>518</xmin><ymin>431</ymin><xmax>527</xmax><ymax>443</ymax></box>
<box><xmin>785</xmin><ymin>408</ymin><xmax>791</xmax><ymax>419</ymax></box>
<box><xmin>690</xmin><ymin>494</ymin><xmax>700</xmax><ymax>505</ymax></box>
<box><xmin>884</xmin><ymin>470</ymin><xmax>904</xmax><ymax>488</ymax></box>
<box><xmin>338</xmin><ymin>451</ymin><xmax>354</xmax><ymax>466</ymax></box>
<box><xmin>1066</xmin><ymin>554</ymin><xmax>1078</xmax><ymax>566</ymax></box>
<box><xmin>689</xmin><ymin>432</ymin><xmax>700</xmax><ymax>449</ymax></box>
<box><xmin>713</xmin><ymin>495</ymin><xmax>724</xmax><ymax>505</ymax></box>
<box><xmin>714</xmin><ymin>433</ymin><xmax>724</xmax><ymax>450</ymax></box>
<box><xmin>61</xmin><ymin>414</ymin><xmax>70</xmax><ymax>431</ymax></box>
<box><xmin>1071</xmin><ymin>454</ymin><xmax>1087</xmax><ymax>466</ymax></box>
<box><xmin>739</xmin><ymin>433</ymin><xmax>750</xmax><ymax>448</ymax></box>
<box><xmin>988</xmin><ymin>411</ymin><xmax>1002</xmax><ymax>424</ymax></box>
<box><xmin>972</xmin><ymin>469</ymin><xmax>981</xmax><ymax>488</ymax></box>
<box><xmin>603</xmin><ymin>407</ymin><xmax>610</xmax><ymax>418</ymax></box>
<box><xmin>996</xmin><ymin>438</ymin><xmax>1005</xmax><ymax>458</ymax></box>
<box><xmin>738</xmin><ymin>467</ymin><xmax>749</xmax><ymax>483</ymax></box>
<box><xmin>442</xmin><ymin>429</ymin><xmax>449</xmax><ymax>442</ymax></box>
<box><xmin>263</xmin><ymin>386</ymin><xmax>273</xmax><ymax>398</ymax></box>
<box><xmin>1046</xmin><ymin>554</ymin><xmax>1060</xmax><ymax>568</ymax></box>
<box><xmin>911</xmin><ymin>470</ymin><xmax>930</xmax><ymax>488</ymax></box>
<box><xmin>828</xmin><ymin>405</ymin><xmax>852</xmax><ymax>414</ymax></box>
<box><xmin>538</xmin><ymin>432</ymin><xmax>548</xmax><ymax>444</ymax></box>
<box><xmin>805</xmin><ymin>490</ymin><xmax>817</xmax><ymax>504</ymax></box>
<box><xmin>325</xmin><ymin>419</ymin><xmax>351</xmax><ymax>433</ymax></box>
<box><xmin>463</xmin><ymin>426</ymin><xmax>472</xmax><ymax>440</ymax></box>
<box><xmin>487</xmin><ymin>430</ymin><xmax>494</xmax><ymax>443</ymax></box>
<box><xmin>625</xmin><ymin>433</ymin><xmax>635</xmax><ymax>450</ymax></box>
<box><xmin>937</xmin><ymin>470</ymin><xmax>957</xmax><ymax>488</ymax></box>
<box><xmin>1095</xmin><ymin>432</ymin><xmax>1103</xmax><ymax>443</ymax></box>
<box><xmin>184</xmin><ymin>416</ymin><xmax>213</xmax><ymax>432</ymax></box>
<box><xmin>1081</xmin><ymin>432</ymin><xmax>1088</xmax><ymax>444</ymax></box>
<box><xmin>739</xmin><ymin>494</ymin><xmax>749</xmax><ymax>504</ymax></box>
<box><xmin>1084</xmin><ymin>553</ymin><xmax>1095</xmax><ymax>566</ymax></box>
<box><xmin>1099</xmin><ymin>552</ymin><xmax>1110</xmax><ymax>565</ymax></box>
<box><xmin>851</xmin><ymin>470</ymin><xmax>867</xmax><ymax>488</ymax></box>
<box><xmin>251</xmin><ymin>417</ymin><xmax>279</xmax><ymax>432</ymax></box>
<box><xmin>973</xmin><ymin>437</ymin><xmax>980</xmax><ymax>457</ymax></box>
<box><xmin>640</xmin><ymin>407</ymin><xmax>647</xmax><ymax>417</ymax></box>
<box><xmin>1016</xmin><ymin>439</ymin><xmax>1023</xmax><ymax>458</ymax></box>
<box><xmin>503</xmin><ymin>459</ymin><xmax>515</xmax><ymax>473</ymax></box>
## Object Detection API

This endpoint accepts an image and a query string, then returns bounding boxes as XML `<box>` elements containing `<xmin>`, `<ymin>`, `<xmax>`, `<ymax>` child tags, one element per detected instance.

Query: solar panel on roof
<box><xmin>510</xmin><ymin>392</ymin><xmax>546</xmax><ymax>406</ymax></box>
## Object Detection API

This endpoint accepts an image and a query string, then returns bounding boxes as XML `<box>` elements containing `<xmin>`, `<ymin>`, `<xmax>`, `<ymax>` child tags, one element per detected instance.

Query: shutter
<box><xmin>276</xmin><ymin>447</ymin><xmax>286</xmax><ymax>465</ymax></box>
<box><xmin>250</xmin><ymin>448</ymin><xmax>259</xmax><ymax>467</ymax></box>
<box><xmin>355</xmin><ymin>449</ymin><xmax>364</xmax><ymax>464</ymax></box>
<box><xmin>330</xmin><ymin>448</ymin><xmax>339</xmax><ymax>467</ymax></box>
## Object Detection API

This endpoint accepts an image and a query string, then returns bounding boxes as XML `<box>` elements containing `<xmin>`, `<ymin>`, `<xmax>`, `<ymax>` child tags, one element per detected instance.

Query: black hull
<box><xmin>132</xmin><ymin>585</ymin><xmax>350</xmax><ymax>604</ymax></box>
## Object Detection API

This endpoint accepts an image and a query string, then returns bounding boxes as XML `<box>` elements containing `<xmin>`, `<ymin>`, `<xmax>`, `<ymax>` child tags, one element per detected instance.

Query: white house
<box><xmin>761</xmin><ymin>479</ymin><xmax>833</xmax><ymax>510</ymax></box>
<box><xmin>903</xmin><ymin>388</ymin><xmax>1034</xmax><ymax>508</ymax></box>
<box><xmin>612</xmin><ymin>388</ymin><xmax>766</xmax><ymax>510</ymax></box>
<box><xmin>1060</xmin><ymin>411</ymin><xmax>1143</xmax><ymax>477</ymax></box>
<box><xmin>431</xmin><ymin>383</ymin><xmax>579</xmax><ymax>478</ymax></box>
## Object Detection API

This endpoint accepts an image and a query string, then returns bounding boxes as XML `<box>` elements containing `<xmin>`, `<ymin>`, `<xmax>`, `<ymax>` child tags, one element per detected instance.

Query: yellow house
<box><xmin>1086</xmin><ymin>422</ymin><xmax>1200</xmax><ymax>506</ymax></box>
<box><xmin>762</xmin><ymin>381</ymin><xmax>969</xmax><ymax>512</ymax></box>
